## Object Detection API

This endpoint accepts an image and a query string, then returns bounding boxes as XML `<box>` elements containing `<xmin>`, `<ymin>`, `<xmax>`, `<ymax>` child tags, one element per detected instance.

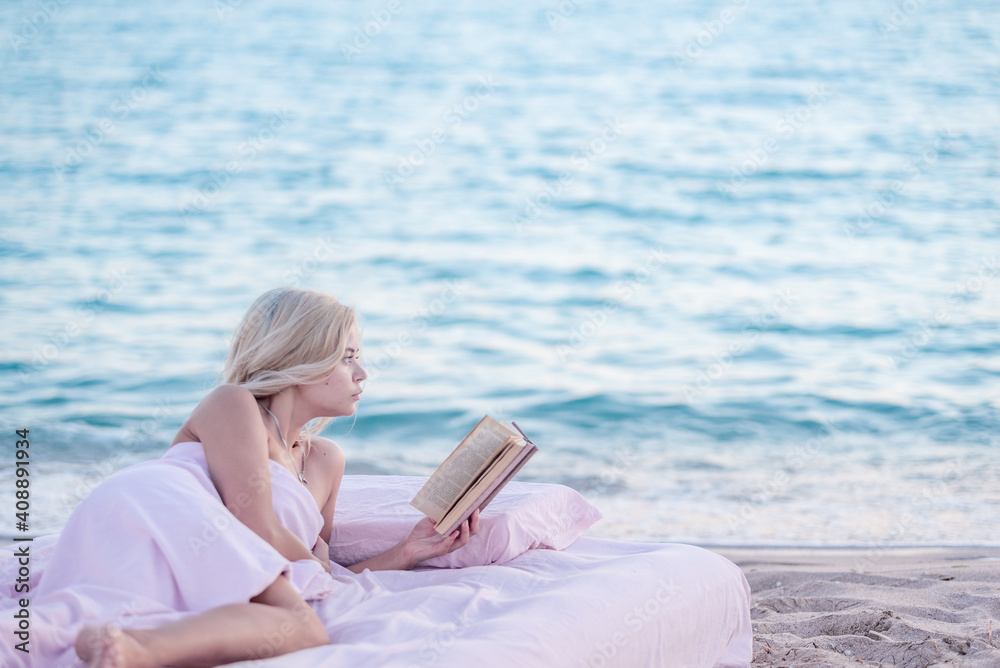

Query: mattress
<box><xmin>242</xmin><ymin>537</ymin><xmax>752</xmax><ymax>667</ymax></box>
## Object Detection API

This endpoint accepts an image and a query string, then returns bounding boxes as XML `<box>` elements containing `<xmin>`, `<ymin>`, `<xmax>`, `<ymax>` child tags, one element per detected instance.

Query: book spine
<box><xmin>477</xmin><ymin>445</ymin><xmax>537</xmax><ymax>511</ymax></box>
<box><xmin>437</xmin><ymin>444</ymin><xmax>538</xmax><ymax>535</ymax></box>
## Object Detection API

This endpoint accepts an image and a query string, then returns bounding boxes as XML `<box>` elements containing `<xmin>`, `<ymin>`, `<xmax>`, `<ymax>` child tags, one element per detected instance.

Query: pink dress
<box><xmin>0</xmin><ymin>441</ymin><xmax>336</xmax><ymax>668</ymax></box>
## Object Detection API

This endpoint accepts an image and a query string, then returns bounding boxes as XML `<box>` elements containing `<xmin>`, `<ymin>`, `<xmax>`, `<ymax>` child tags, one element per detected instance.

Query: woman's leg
<box><xmin>75</xmin><ymin>574</ymin><xmax>329</xmax><ymax>668</ymax></box>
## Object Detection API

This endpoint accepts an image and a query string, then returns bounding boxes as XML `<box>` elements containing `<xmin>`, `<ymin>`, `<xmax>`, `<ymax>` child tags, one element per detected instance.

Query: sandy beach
<box><xmin>7</xmin><ymin>538</ymin><xmax>999</xmax><ymax>666</ymax></box>
<box><xmin>713</xmin><ymin>547</ymin><xmax>1000</xmax><ymax>667</ymax></box>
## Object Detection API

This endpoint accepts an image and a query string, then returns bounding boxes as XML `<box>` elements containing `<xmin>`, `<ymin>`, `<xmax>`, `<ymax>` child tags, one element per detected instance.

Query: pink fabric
<box><xmin>0</xmin><ymin>442</ymin><xmax>334</xmax><ymax>668</ymax></box>
<box><xmin>0</xmin><ymin>461</ymin><xmax>752</xmax><ymax>667</ymax></box>
<box><xmin>261</xmin><ymin>538</ymin><xmax>753</xmax><ymax>667</ymax></box>
<box><xmin>329</xmin><ymin>475</ymin><xmax>603</xmax><ymax>568</ymax></box>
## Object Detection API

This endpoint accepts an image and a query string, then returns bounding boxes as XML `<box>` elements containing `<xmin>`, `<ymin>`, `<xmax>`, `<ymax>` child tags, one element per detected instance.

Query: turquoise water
<box><xmin>1</xmin><ymin>0</ymin><xmax>998</xmax><ymax>546</ymax></box>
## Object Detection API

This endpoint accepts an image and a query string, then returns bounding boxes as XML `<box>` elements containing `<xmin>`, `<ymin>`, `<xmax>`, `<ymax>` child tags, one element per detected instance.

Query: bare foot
<box><xmin>75</xmin><ymin>625</ymin><xmax>156</xmax><ymax>668</ymax></box>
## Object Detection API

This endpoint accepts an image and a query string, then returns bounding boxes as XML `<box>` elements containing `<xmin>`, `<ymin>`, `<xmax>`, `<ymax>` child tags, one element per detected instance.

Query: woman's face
<box><xmin>299</xmin><ymin>328</ymin><xmax>367</xmax><ymax>418</ymax></box>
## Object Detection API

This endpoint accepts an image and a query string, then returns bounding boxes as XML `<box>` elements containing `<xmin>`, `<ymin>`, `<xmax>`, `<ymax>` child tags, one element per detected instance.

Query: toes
<box><xmin>75</xmin><ymin>626</ymin><xmax>104</xmax><ymax>662</ymax></box>
<box><xmin>76</xmin><ymin>624</ymin><xmax>125</xmax><ymax>668</ymax></box>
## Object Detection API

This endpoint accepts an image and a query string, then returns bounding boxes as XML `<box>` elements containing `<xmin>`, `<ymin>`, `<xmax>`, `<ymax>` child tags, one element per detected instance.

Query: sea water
<box><xmin>1</xmin><ymin>0</ymin><xmax>997</xmax><ymax>547</ymax></box>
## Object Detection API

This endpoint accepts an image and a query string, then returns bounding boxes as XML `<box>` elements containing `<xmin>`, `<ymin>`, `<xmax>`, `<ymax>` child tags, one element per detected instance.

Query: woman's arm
<box><xmin>345</xmin><ymin>509</ymin><xmax>480</xmax><ymax>573</ymax></box>
<box><xmin>308</xmin><ymin>436</ymin><xmax>481</xmax><ymax>573</ymax></box>
<box><xmin>312</xmin><ymin>534</ymin><xmax>331</xmax><ymax>572</ymax></box>
<box><xmin>310</xmin><ymin>437</ymin><xmax>346</xmax><ymax>546</ymax></box>
<box><xmin>185</xmin><ymin>384</ymin><xmax>324</xmax><ymax>568</ymax></box>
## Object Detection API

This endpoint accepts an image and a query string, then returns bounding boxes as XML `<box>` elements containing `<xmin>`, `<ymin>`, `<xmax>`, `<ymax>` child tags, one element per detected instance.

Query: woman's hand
<box><xmin>344</xmin><ymin>509</ymin><xmax>480</xmax><ymax>573</ymax></box>
<box><xmin>399</xmin><ymin>509</ymin><xmax>481</xmax><ymax>569</ymax></box>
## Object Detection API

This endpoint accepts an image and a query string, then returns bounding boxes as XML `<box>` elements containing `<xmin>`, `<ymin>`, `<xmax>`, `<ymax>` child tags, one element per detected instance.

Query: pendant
<box><xmin>298</xmin><ymin>471</ymin><xmax>308</xmax><ymax>485</ymax></box>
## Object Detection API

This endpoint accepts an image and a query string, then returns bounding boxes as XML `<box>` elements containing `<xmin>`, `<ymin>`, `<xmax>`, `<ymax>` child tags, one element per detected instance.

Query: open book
<box><xmin>410</xmin><ymin>415</ymin><xmax>538</xmax><ymax>536</ymax></box>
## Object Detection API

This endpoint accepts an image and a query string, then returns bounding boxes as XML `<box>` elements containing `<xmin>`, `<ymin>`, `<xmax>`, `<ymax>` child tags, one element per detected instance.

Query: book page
<box><xmin>436</xmin><ymin>440</ymin><xmax>524</xmax><ymax>534</ymax></box>
<box><xmin>442</xmin><ymin>438</ymin><xmax>516</xmax><ymax>517</ymax></box>
<box><xmin>410</xmin><ymin>416</ymin><xmax>515</xmax><ymax>520</ymax></box>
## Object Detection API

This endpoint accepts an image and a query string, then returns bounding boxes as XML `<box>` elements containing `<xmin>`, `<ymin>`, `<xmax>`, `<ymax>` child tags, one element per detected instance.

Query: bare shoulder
<box><xmin>181</xmin><ymin>384</ymin><xmax>266</xmax><ymax>445</ymax></box>
<box><xmin>308</xmin><ymin>436</ymin><xmax>346</xmax><ymax>469</ymax></box>
<box><xmin>193</xmin><ymin>384</ymin><xmax>259</xmax><ymax>416</ymax></box>
<box><xmin>198</xmin><ymin>383</ymin><xmax>259</xmax><ymax>412</ymax></box>
<box><xmin>309</xmin><ymin>435</ymin><xmax>346</xmax><ymax>535</ymax></box>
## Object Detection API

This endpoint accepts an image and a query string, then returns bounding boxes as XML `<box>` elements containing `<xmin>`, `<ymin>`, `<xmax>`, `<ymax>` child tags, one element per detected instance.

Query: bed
<box><xmin>244</xmin><ymin>475</ymin><xmax>753</xmax><ymax>667</ymax></box>
<box><xmin>1</xmin><ymin>476</ymin><xmax>752</xmax><ymax>667</ymax></box>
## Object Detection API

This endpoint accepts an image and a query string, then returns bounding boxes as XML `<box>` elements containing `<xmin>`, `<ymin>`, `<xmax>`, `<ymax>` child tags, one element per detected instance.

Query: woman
<box><xmin>37</xmin><ymin>287</ymin><xmax>479</xmax><ymax>667</ymax></box>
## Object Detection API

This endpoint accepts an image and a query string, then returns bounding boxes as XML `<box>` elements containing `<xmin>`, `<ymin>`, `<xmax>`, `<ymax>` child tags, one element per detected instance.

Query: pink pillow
<box><xmin>328</xmin><ymin>475</ymin><xmax>602</xmax><ymax>569</ymax></box>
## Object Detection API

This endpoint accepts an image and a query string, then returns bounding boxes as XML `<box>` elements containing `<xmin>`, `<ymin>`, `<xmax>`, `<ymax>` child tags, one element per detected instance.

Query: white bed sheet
<box><xmin>242</xmin><ymin>537</ymin><xmax>752</xmax><ymax>668</ymax></box>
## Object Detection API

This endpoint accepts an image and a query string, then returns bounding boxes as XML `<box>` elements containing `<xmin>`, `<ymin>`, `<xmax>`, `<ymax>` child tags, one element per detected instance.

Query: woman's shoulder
<box><xmin>172</xmin><ymin>384</ymin><xmax>263</xmax><ymax>446</ymax></box>
<box><xmin>306</xmin><ymin>436</ymin><xmax>346</xmax><ymax>486</ymax></box>
<box><xmin>306</xmin><ymin>435</ymin><xmax>346</xmax><ymax>514</ymax></box>
<box><xmin>193</xmin><ymin>384</ymin><xmax>261</xmax><ymax>417</ymax></box>
<box><xmin>308</xmin><ymin>435</ymin><xmax>345</xmax><ymax>466</ymax></box>
<box><xmin>202</xmin><ymin>383</ymin><xmax>258</xmax><ymax>405</ymax></box>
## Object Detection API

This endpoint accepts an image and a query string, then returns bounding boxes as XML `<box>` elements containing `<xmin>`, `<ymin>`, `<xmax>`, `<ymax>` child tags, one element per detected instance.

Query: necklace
<box><xmin>260</xmin><ymin>403</ymin><xmax>308</xmax><ymax>485</ymax></box>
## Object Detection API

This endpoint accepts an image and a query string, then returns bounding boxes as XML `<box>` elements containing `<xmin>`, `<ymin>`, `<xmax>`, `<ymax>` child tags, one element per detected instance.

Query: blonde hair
<box><xmin>222</xmin><ymin>287</ymin><xmax>358</xmax><ymax>447</ymax></box>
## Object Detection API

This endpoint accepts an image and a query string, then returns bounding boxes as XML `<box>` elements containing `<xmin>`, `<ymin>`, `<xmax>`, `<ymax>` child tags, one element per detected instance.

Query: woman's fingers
<box><xmin>469</xmin><ymin>508</ymin><xmax>480</xmax><ymax>535</ymax></box>
<box><xmin>421</xmin><ymin>510</ymin><xmax>481</xmax><ymax>558</ymax></box>
<box><xmin>446</xmin><ymin>517</ymin><xmax>471</xmax><ymax>552</ymax></box>
<box><xmin>460</xmin><ymin>518</ymin><xmax>470</xmax><ymax>542</ymax></box>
